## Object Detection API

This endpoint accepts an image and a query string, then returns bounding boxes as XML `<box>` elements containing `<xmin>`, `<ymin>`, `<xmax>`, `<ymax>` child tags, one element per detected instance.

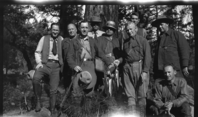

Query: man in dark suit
<box><xmin>67</xmin><ymin>20</ymin><xmax>109</xmax><ymax>97</ymax></box>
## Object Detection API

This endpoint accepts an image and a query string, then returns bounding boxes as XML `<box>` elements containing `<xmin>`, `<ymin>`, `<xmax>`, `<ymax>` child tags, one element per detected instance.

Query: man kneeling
<box><xmin>151</xmin><ymin>65</ymin><xmax>192</xmax><ymax>117</ymax></box>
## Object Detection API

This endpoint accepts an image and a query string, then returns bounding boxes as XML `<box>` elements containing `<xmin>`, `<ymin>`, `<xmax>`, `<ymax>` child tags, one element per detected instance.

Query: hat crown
<box><xmin>106</xmin><ymin>21</ymin><xmax>116</xmax><ymax>27</ymax></box>
<box><xmin>104</xmin><ymin>20</ymin><xmax>116</xmax><ymax>29</ymax></box>
<box><xmin>90</xmin><ymin>16</ymin><xmax>101</xmax><ymax>22</ymax></box>
<box><xmin>80</xmin><ymin>71</ymin><xmax>92</xmax><ymax>84</ymax></box>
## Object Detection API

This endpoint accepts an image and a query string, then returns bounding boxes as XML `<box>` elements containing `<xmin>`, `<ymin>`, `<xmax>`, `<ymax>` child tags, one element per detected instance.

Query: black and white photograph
<box><xmin>2</xmin><ymin>1</ymin><xmax>196</xmax><ymax>117</ymax></box>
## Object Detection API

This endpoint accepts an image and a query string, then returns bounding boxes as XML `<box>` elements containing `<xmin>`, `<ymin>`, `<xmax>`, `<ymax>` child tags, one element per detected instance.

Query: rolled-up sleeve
<box><xmin>153</xmin><ymin>81</ymin><xmax>165</xmax><ymax>109</ymax></box>
<box><xmin>35</xmin><ymin>37</ymin><xmax>44</xmax><ymax>64</ymax></box>
<box><xmin>172</xmin><ymin>78</ymin><xmax>188</xmax><ymax>107</ymax></box>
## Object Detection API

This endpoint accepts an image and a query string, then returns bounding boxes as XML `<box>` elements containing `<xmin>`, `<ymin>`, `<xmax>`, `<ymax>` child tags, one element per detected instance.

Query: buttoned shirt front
<box><xmin>35</xmin><ymin>36</ymin><xmax>63</xmax><ymax>64</ymax></box>
<box><xmin>80</xmin><ymin>36</ymin><xmax>92</xmax><ymax>59</ymax></box>
<box><xmin>157</xmin><ymin>28</ymin><xmax>190</xmax><ymax>71</ymax></box>
<box><xmin>154</xmin><ymin>77</ymin><xmax>188</xmax><ymax>108</ymax></box>
<box><xmin>123</xmin><ymin>35</ymin><xmax>151</xmax><ymax>72</ymax></box>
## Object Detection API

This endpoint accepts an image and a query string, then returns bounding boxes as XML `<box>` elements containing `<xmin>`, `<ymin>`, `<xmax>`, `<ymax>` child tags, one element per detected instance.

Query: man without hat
<box><xmin>121</xmin><ymin>22</ymin><xmax>151</xmax><ymax>116</ymax></box>
<box><xmin>151</xmin><ymin>15</ymin><xmax>190</xmax><ymax>78</ymax></box>
<box><xmin>62</xmin><ymin>23</ymin><xmax>78</xmax><ymax>89</ymax></box>
<box><xmin>67</xmin><ymin>20</ymin><xmax>110</xmax><ymax>97</ymax></box>
<box><xmin>119</xmin><ymin>12</ymin><xmax>148</xmax><ymax>48</ymax></box>
<box><xmin>33</xmin><ymin>23</ymin><xmax>63</xmax><ymax>117</ymax></box>
<box><xmin>88</xmin><ymin>16</ymin><xmax>105</xmax><ymax>39</ymax></box>
<box><xmin>150</xmin><ymin>64</ymin><xmax>192</xmax><ymax>117</ymax></box>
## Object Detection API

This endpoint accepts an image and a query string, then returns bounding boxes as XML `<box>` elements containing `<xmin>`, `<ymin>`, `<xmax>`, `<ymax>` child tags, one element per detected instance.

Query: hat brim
<box><xmin>103</xmin><ymin>26</ymin><xmax>116</xmax><ymax>30</ymax></box>
<box><xmin>151</xmin><ymin>18</ymin><xmax>173</xmax><ymax>27</ymax></box>
<box><xmin>76</xmin><ymin>62</ymin><xmax>97</xmax><ymax>89</ymax></box>
<box><xmin>90</xmin><ymin>20</ymin><xmax>102</xmax><ymax>23</ymax></box>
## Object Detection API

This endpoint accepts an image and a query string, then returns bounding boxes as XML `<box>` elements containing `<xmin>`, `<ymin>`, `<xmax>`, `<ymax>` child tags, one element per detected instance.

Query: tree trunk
<box><xmin>20</xmin><ymin>49</ymin><xmax>33</xmax><ymax>71</ymax></box>
<box><xmin>84</xmin><ymin>5</ymin><xmax>119</xmax><ymax>37</ymax></box>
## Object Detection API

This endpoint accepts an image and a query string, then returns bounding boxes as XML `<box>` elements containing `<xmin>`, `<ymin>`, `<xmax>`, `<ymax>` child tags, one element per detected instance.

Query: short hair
<box><xmin>163</xmin><ymin>64</ymin><xmax>176</xmax><ymax>70</ymax></box>
<box><xmin>126</xmin><ymin>22</ymin><xmax>137</xmax><ymax>29</ymax></box>
<box><xmin>79</xmin><ymin>20</ymin><xmax>89</xmax><ymax>27</ymax></box>
<box><xmin>50</xmin><ymin>22</ymin><xmax>60</xmax><ymax>29</ymax></box>
<box><xmin>67</xmin><ymin>23</ymin><xmax>77</xmax><ymax>29</ymax></box>
<box><xmin>131</xmin><ymin>12</ymin><xmax>140</xmax><ymax>18</ymax></box>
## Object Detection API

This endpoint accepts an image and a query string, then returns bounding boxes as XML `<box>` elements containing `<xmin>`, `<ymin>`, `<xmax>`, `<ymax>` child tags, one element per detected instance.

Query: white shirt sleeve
<box><xmin>35</xmin><ymin>36</ymin><xmax>44</xmax><ymax>64</ymax></box>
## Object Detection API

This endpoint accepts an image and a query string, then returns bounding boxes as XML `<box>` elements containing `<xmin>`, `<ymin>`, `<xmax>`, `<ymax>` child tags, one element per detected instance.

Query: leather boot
<box><xmin>50</xmin><ymin>94</ymin><xmax>57</xmax><ymax>117</ymax></box>
<box><xmin>33</xmin><ymin>83</ymin><xmax>42</xmax><ymax>112</ymax></box>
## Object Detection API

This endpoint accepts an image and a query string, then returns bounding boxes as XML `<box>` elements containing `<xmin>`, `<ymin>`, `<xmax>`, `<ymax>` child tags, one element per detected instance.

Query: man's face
<box><xmin>51</xmin><ymin>25</ymin><xmax>60</xmax><ymax>38</ymax></box>
<box><xmin>91</xmin><ymin>22</ymin><xmax>100</xmax><ymax>31</ymax></box>
<box><xmin>80</xmin><ymin>22</ymin><xmax>89</xmax><ymax>36</ymax></box>
<box><xmin>131</xmin><ymin>15</ymin><xmax>139</xmax><ymax>25</ymax></box>
<box><xmin>105</xmin><ymin>28</ymin><xmax>114</xmax><ymax>36</ymax></box>
<box><xmin>68</xmin><ymin>24</ymin><xmax>77</xmax><ymax>37</ymax></box>
<box><xmin>126</xmin><ymin>23</ymin><xmax>137</xmax><ymax>37</ymax></box>
<box><xmin>159</xmin><ymin>22</ymin><xmax>169</xmax><ymax>32</ymax></box>
<box><xmin>164</xmin><ymin>66</ymin><xmax>176</xmax><ymax>81</ymax></box>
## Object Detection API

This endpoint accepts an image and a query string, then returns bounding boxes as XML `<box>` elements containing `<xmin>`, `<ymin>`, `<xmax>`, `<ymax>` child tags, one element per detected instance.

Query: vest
<box><xmin>41</xmin><ymin>35</ymin><xmax>63</xmax><ymax>66</ymax></box>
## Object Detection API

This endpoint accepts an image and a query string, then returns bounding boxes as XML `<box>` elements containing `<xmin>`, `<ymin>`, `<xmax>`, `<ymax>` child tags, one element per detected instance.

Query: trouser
<box><xmin>150</xmin><ymin>102</ymin><xmax>192</xmax><ymax>117</ymax></box>
<box><xmin>33</xmin><ymin>61</ymin><xmax>60</xmax><ymax>111</ymax></box>
<box><xmin>123</xmin><ymin>61</ymin><xmax>149</xmax><ymax>106</ymax></box>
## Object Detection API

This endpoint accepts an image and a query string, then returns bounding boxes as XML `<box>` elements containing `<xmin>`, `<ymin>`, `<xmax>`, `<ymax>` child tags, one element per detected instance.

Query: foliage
<box><xmin>3</xmin><ymin>74</ymin><xmax>33</xmax><ymax>113</ymax></box>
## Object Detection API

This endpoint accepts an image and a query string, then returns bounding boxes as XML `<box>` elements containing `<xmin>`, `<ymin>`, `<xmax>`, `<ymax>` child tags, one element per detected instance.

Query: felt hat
<box><xmin>151</xmin><ymin>15</ymin><xmax>174</xmax><ymax>27</ymax></box>
<box><xmin>90</xmin><ymin>16</ymin><xmax>102</xmax><ymax>22</ymax></box>
<box><xmin>103</xmin><ymin>21</ymin><xmax>117</xmax><ymax>30</ymax></box>
<box><xmin>76</xmin><ymin>62</ymin><xmax>97</xmax><ymax>89</ymax></box>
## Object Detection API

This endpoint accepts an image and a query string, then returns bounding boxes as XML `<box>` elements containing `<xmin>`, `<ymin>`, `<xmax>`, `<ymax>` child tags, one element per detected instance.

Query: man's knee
<box><xmin>180</xmin><ymin>102</ymin><xmax>192</xmax><ymax>116</ymax></box>
<box><xmin>137</xmin><ymin>98</ymin><xmax>146</xmax><ymax>106</ymax></box>
<box><xmin>33</xmin><ymin>73</ymin><xmax>42</xmax><ymax>84</ymax></box>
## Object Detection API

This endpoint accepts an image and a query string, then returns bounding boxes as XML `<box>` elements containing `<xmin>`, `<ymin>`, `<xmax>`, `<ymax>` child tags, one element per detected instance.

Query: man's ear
<box><xmin>173</xmin><ymin>70</ymin><xmax>177</xmax><ymax>75</ymax></box>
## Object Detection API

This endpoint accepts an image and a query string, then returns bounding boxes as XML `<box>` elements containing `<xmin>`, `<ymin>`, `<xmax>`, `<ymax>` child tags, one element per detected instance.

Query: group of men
<box><xmin>32</xmin><ymin>12</ymin><xmax>192</xmax><ymax>117</ymax></box>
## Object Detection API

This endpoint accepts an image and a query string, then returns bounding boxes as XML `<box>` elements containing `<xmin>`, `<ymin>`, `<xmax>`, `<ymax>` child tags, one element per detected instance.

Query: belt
<box><xmin>126</xmin><ymin>60</ymin><xmax>142</xmax><ymax>64</ymax></box>
<box><xmin>83</xmin><ymin>58</ymin><xmax>94</xmax><ymax>61</ymax></box>
<box><xmin>48</xmin><ymin>59</ymin><xmax>59</xmax><ymax>63</ymax></box>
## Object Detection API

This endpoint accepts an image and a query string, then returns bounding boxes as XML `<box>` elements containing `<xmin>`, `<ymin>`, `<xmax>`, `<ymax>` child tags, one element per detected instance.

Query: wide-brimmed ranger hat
<box><xmin>90</xmin><ymin>16</ymin><xmax>102</xmax><ymax>23</ymax></box>
<box><xmin>151</xmin><ymin>15</ymin><xmax>174</xmax><ymax>27</ymax></box>
<box><xmin>103</xmin><ymin>21</ymin><xmax>117</xmax><ymax>30</ymax></box>
<box><xmin>76</xmin><ymin>63</ymin><xmax>97</xmax><ymax>90</ymax></box>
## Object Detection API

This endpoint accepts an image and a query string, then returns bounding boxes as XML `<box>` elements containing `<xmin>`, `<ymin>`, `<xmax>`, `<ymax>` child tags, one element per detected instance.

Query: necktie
<box><xmin>52</xmin><ymin>39</ymin><xmax>57</xmax><ymax>55</ymax></box>
<box><xmin>94</xmin><ymin>32</ymin><xmax>97</xmax><ymax>39</ymax></box>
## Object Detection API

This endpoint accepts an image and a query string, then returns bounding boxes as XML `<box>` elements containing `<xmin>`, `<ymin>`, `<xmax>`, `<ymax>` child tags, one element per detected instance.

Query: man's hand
<box><xmin>141</xmin><ymin>72</ymin><xmax>147</xmax><ymax>81</ymax></box>
<box><xmin>74</xmin><ymin>66</ymin><xmax>82</xmax><ymax>72</ymax></box>
<box><xmin>182</xmin><ymin>67</ymin><xmax>189</xmax><ymax>76</ymax></box>
<box><xmin>164</xmin><ymin>102</ymin><xmax>173</xmax><ymax>111</ymax></box>
<box><xmin>113</xmin><ymin>60</ymin><xmax>120</xmax><ymax>67</ymax></box>
<box><xmin>36</xmin><ymin>63</ymin><xmax>43</xmax><ymax>69</ymax></box>
<box><xmin>108</xmin><ymin>63</ymin><xmax>115</xmax><ymax>69</ymax></box>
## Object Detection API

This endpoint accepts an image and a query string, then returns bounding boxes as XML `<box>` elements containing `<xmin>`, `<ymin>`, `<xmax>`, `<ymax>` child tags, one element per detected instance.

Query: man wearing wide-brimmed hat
<box><xmin>88</xmin><ymin>16</ymin><xmax>105</xmax><ymax>39</ymax></box>
<box><xmin>151</xmin><ymin>15</ymin><xmax>190</xmax><ymax>78</ymax></box>
<box><xmin>95</xmin><ymin>20</ymin><xmax>122</xmax><ymax>96</ymax></box>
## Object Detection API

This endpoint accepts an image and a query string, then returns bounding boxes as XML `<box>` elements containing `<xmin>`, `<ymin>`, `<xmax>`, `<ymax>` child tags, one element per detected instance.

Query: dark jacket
<box><xmin>96</xmin><ymin>34</ymin><xmax>123</xmax><ymax>65</ymax></box>
<box><xmin>67</xmin><ymin>35</ymin><xmax>109</xmax><ymax>69</ymax></box>
<box><xmin>122</xmin><ymin>35</ymin><xmax>151</xmax><ymax>72</ymax></box>
<box><xmin>157</xmin><ymin>28</ymin><xmax>190</xmax><ymax>71</ymax></box>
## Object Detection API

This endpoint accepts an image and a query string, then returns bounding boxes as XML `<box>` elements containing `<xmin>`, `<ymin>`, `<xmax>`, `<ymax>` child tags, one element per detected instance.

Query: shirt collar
<box><xmin>50</xmin><ymin>36</ymin><xmax>57</xmax><ymax>41</ymax></box>
<box><xmin>165</xmin><ymin>28</ymin><xmax>172</xmax><ymax>36</ymax></box>
<box><xmin>79</xmin><ymin>35</ymin><xmax>89</xmax><ymax>41</ymax></box>
<box><xmin>167</xmin><ymin>78</ymin><xmax>177</xmax><ymax>86</ymax></box>
<box><xmin>92</xmin><ymin>30</ymin><xmax>99</xmax><ymax>35</ymax></box>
